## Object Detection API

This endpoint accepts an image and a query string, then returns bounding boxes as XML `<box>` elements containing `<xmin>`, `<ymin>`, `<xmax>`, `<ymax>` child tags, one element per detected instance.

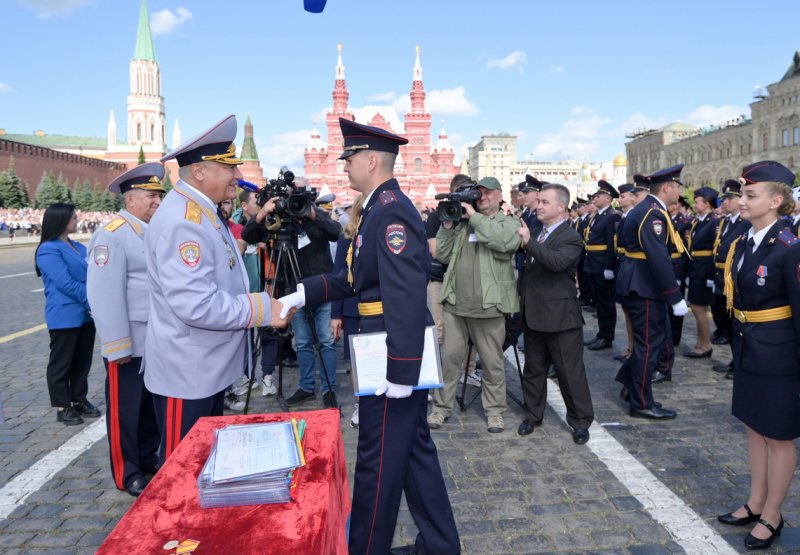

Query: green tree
<box><xmin>0</xmin><ymin>159</ymin><xmax>28</xmax><ymax>208</ymax></box>
<box><xmin>19</xmin><ymin>181</ymin><xmax>30</xmax><ymax>207</ymax></box>
<box><xmin>75</xmin><ymin>178</ymin><xmax>93</xmax><ymax>210</ymax></box>
<box><xmin>35</xmin><ymin>171</ymin><xmax>59</xmax><ymax>208</ymax></box>
<box><xmin>100</xmin><ymin>190</ymin><xmax>117</xmax><ymax>212</ymax></box>
<box><xmin>90</xmin><ymin>185</ymin><xmax>103</xmax><ymax>211</ymax></box>
<box><xmin>162</xmin><ymin>169</ymin><xmax>173</xmax><ymax>192</ymax></box>
<box><xmin>54</xmin><ymin>173</ymin><xmax>70</xmax><ymax>204</ymax></box>
<box><xmin>138</xmin><ymin>146</ymin><xmax>146</xmax><ymax>164</ymax></box>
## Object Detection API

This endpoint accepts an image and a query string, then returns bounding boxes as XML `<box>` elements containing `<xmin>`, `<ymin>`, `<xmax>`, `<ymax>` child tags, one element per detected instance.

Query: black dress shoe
<box><xmin>613</xmin><ymin>351</ymin><xmax>631</xmax><ymax>361</ymax></box>
<box><xmin>322</xmin><ymin>391</ymin><xmax>337</xmax><ymax>409</ymax></box>
<box><xmin>587</xmin><ymin>338</ymin><xmax>612</xmax><ymax>351</ymax></box>
<box><xmin>620</xmin><ymin>389</ymin><xmax>662</xmax><ymax>407</ymax></box>
<box><xmin>713</xmin><ymin>363</ymin><xmax>732</xmax><ymax>373</ymax></box>
<box><xmin>73</xmin><ymin>400</ymin><xmax>101</xmax><ymax>418</ymax></box>
<box><xmin>630</xmin><ymin>406</ymin><xmax>677</xmax><ymax>419</ymax></box>
<box><xmin>718</xmin><ymin>503</ymin><xmax>761</xmax><ymax>526</ymax></box>
<box><xmin>726</xmin><ymin>370</ymin><xmax>734</xmax><ymax>380</ymax></box>
<box><xmin>584</xmin><ymin>336</ymin><xmax>601</xmax><ymax>346</ymax></box>
<box><xmin>652</xmin><ymin>371</ymin><xmax>671</xmax><ymax>384</ymax></box>
<box><xmin>711</xmin><ymin>336</ymin><xmax>730</xmax><ymax>345</ymax></box>
<box><xmin>56</xmin><ymin>407</ymin><xmax>84</xmax><ymax>426</ymax></box>
<box><xmin>518</xmin><ymin>419</ymin><xmax>539</xmax><ymax>436</ymax></box>
<box><xmin>572</xmin><ymin>428</ymin><xmax>590</xmax><ymax>444</ymax></box>
<box><xmin>684</xmin><ymin>348</ymin><xmax>713</xmax><ymax>359</ymax></box>
<box><xmin>285</xmin><ymin>389</ymin><xmax>314</xmax><ymax>405</ymax></box>
<box><xmin>124</xmin><ymin>476</ymin><xmax>149</xmax><ymax>497</ymax></box>
<box><xmin>744</xmin><ymin>517</ymin><xmax>783</xmax><ymax>550</ymax></box>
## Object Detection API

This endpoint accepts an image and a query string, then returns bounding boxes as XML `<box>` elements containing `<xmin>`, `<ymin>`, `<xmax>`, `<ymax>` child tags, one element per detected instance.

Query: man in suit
<box><xmin>143</xmin><ymin>115</ymin><xmax>291</xmax><ymax>464</ymax></box>
<box><xmin>516</xmin><ymin>183</ymin><xmax>594</xmax><ymax>444</ymax></box>
<box><xmin>87</xmin><ymin>163</ymin><xmax>164</xmax><ymax>497</ymax></box>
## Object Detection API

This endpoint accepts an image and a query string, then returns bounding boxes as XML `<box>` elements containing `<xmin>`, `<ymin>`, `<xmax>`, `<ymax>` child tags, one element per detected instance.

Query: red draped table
<box><xmin>98</xmin><ymin>409</ymin><xmax>350</xmax><ymax>555</ymax></box>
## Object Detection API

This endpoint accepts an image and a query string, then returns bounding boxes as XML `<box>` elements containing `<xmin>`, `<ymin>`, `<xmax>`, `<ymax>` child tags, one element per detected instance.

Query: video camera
<box><xmin>434</xmin><ymin>182</ymin><xmax>482</xmax><ymax>223</ymax></box>
<box><xmin>255</xmin><ymin>167</ymin><xmax>317</xmax><ymax>220</ymax></box>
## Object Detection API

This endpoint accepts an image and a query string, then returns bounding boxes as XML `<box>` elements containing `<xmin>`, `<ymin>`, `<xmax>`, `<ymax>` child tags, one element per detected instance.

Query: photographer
<box><xmin>428</xmin><ymin>176</ymin><xmax>520</xmax><ymax>433</ymax></box>
<box><xmin>242</xmin><ymin>184</ymin><xmax>342</xmax><ymax>408</ymax></box>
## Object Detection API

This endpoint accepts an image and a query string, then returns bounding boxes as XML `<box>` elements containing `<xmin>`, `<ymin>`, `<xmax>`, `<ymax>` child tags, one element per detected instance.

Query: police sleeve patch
<box><xmin>93</xmin><ymin>245</ymin><xmax>109</xmax><ymax>267</ymax></box>
<box><xmin>179</xmin><ymin>241</ymin><xmax>201</xmax><ymax>267</ymax></box>
<box><xmin>385</xmin><ymin>224</ymin><xmax>407</xmax><ymax>254</ymax></box>
<box><xmin>652</xmin><ymin>220</ymin><xmax>664</xmax><ymax>236</ymax></box>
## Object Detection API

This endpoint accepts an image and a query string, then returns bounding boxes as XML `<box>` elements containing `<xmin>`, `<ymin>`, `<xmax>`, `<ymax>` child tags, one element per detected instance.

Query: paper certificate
<box><xmin>349</xmin><ymin>326</ymin><xmax>443</xmax><ymax>396</ymax></box>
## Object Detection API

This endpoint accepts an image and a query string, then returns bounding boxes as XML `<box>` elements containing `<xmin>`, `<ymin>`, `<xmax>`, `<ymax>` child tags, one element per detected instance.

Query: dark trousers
<box><xmin>616</xmin><ymin>295</ymin><xmax>668</xmax><ymax>411</ymax></box>
<box><xmin>46</xmin><ymin>322</ymin><xmax>95</xmax><ymax>408</ymax></box>
<box><xmin>655</xmin><ymin>322</ymin><xmax>676</xmax><ymax>377</ymax></box>
<box><xmin>521</xmin><ymin>326</ymin><xmax>594</xmax><ymax>430</ymax></box>
<box><xmin>104</xmin><ymin>357</ymin><xmax>159</xmax><ymax>489</ymax></box>
<box><xmin>342</xmin><ymin>315</ymin><xmax>359</xmax><ymax>361</ymax></box>
<box><xmin>151</xmin><ymin>391</ymin><xmax>224</xmax><ymax>465</ymax></box>
<box><xmin>577</xmin><ymin>264</ymin><xmax>592</xmax><ymax>303</ymax></box>
<box><xmin>668</xmin><ymin>283</ymin><xmax>687</xmax><ymax>346</ymax></box>
<box><xmin>587</xmin><ymin>273</ymin><xmax>616</xmax><ymax>340</ymax></box>
<box><xmin>350</xmin><ymin>389</ymin><xmax>460</xmax><ymax>555</ymax></box>
<box><xmin>260</xmin><ymin>328</ymin><xmax>277</xmax><ymax>377</ymax></box>
<box><xmin>711</xmin><ymin>293</ymin><xmax>732</xmax><ymax>340</ymax></box>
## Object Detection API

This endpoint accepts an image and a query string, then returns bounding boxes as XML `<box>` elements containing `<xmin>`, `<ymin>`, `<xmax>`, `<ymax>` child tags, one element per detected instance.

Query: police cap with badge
<box><xmin>593</xmin><ymin>179</ymin><xmax>619</xmax><ymax>199</ymax></box>
<box><xmin>739</xmin><ymin>160</ymin><xmax>797</xmax><ymax>187</ymax></box>
<box><xmin>721</xmin><ymin>179</ymin><xmax>742</xmax><ymax>198</ymax></box>
<box><xmin>618</xmin><ymin>183</ymin><xmax>636</xmax><ymax>195</ymax></box>
<box><xmin>161</xmin><ymin>115</ymin><xmax>242</xmax><ymax>167</ymax></box>
<box><xmin>643</xmin><ymin>164</ymin><xmax>684</xmax><ymax>187</ymax></box>
<box><xmin>694</xmin><ymin>186</ymin><xmax>719</xmax><ymax>205</ymax></box>
<box><xmin>108</xmin><ymin>162</ymin><xmax>166</xmax><ymax>195</ymax></box>
<box><xmin>518</xmin><ymin>174</ymin><xmax>544</xmax><ymax>194</ymax></box>
<box><xmin>338</xmin><ymin>117</ymin><xmax>408</xmax><ymax>159</ymax></box>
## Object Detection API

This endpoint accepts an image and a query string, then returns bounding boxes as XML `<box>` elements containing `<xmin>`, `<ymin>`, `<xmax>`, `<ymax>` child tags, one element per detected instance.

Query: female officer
<box><xmin>685</xmin><ymin>186</ymin><xmax>719</xmax><ymax>358</ymax></box>
<box><xmin>717</xmin><ymin>161</ymin><xmax>800</xmax><ymax>550</ymax></box>
<box><xmin>35</xmin><ymin>203</ymin><xmax>99</xmax><ymax>425</ymax></box>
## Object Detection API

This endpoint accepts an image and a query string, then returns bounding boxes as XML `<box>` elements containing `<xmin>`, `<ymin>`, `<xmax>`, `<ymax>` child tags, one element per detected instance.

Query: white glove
<box><xmin>676</xmin><ymin>280</ymin><xmax>681</xmax><ymax>286</ymax></box>
<box><xmin>706</xmin><ymin>279</ymin><xmax>715</xmax><ymax>293</ymax></box>
<box><xmin>277</xmin><ymin>284</ymin><xmax>305</xmax><ymax>318</ymax></box>
<box><xmin>685</xmin><ymin>277</ymin><xmax>690</xmax><ymax>286</ymax></box>
<box><xmin>671</xmin><ymin>299</ymin><xmax>689</xmax><ymax>316</ymax></box>
<box><xmin>374</xmin><ymin>380</ymin><xmax>413</xmax><ymax>399</ymax></box>
<box><xmin>603</xmin><ymin>270</ymin><xmax>614</xmax><ymax>280</ymax></box>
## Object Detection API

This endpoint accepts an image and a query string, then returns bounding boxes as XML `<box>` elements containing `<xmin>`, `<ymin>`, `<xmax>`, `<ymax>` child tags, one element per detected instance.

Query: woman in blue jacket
<box><xmin>35</xmin><ymin>203</ymin><xmax>99</xmax><ymax>426</ymax></box>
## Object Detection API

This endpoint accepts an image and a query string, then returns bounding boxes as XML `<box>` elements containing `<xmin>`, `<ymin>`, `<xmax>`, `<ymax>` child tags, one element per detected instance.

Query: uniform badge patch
<box><xmin>179</xmin><ymin>241</ymin><xmax>201</xmax><ymax>268</ymax></box>
<box><xmin>652</xmin><ymin>221</ymin><xmax>664</xmax><ymax>236</ymax></box>
<box><xmin>385</xmin><ymin>224</ymin><xmax>406</xmax><ymax>255</ymax></box>
<box><xmin>93</xmin><ymin>245</ymin><xmax>109</xmax><ymax>267</ymax></box>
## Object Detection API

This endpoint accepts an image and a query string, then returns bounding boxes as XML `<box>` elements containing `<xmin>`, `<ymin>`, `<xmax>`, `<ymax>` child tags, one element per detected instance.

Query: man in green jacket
<box><xmin>429</xmin><ymin>176</ymin><xmax>521</xmax><ymax>433</ymax></box>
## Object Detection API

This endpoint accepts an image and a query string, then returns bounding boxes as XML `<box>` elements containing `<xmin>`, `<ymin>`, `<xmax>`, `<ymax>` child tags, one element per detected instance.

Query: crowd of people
<box><xmin>1</xmin><ymin>207</ymin><xmax>116</xmax><ymax>237</ymax></box>
<box><xmin>30</xmin><ymin>110</ymin><xmax>800</xmax><ymax>552</ymax></box>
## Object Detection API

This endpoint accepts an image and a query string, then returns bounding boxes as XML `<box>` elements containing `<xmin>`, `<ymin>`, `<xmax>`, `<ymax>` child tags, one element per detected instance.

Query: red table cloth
<box><xmin>98</xmin><ymin>409</ymin><xmax>350</xmax><ymax>554</ymax></box>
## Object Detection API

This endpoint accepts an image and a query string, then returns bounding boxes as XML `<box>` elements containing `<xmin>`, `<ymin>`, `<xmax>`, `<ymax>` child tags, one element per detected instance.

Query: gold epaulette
<box><xmin>184</xmin><ymin>201</ymin><xmax>202</xmax><ymax>224</ymax></box>
<box><xmin>723</xmin><ymin>236</ymin><xmax>742</xmax><ymax>311</ymax></box>
<box><xmin>104</xmin><ymin>218</ymin><xmax>126</xmax><ymax>232</ymax></box>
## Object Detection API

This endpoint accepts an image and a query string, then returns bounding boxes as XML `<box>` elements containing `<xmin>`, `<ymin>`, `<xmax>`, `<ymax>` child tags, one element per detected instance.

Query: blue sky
<box><xmin>1</xmin><ymin>0</ymin><xmax>799</xmax><ymax>176</ymax></box>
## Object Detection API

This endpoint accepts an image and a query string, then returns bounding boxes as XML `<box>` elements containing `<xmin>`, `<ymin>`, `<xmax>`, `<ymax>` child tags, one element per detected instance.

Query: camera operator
<box><xmin>428</xmin><ymin>176</ymin><xmax>520</xmax><ymax>434</ymax></box>
<box><xmin>242</xmin><ymin>185</ymin><xmax>342</xmax><ymax>408</ymax></box>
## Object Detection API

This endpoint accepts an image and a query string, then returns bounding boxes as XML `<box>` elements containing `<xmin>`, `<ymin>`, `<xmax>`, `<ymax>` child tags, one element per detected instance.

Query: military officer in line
<box><xmin>613</xmin><ymin>183</ymin><xmax>641</xmax><ymax>363</ymax></box>
<box><xmin>143</xmin><ymin>115</ymin><xmax>292</xmax><ymax>464</ymax></box>
<box><xmin>615</xmin><ymin>164</ymin><xmax>688</xmax><ymax>419</ymax></box>
<box><xmin>583</xmin><ymin>180</ymin><xmax>620</xmax><ymax>351</ymax></box>
<box><xmin>575</xmin><ymin>197</ymin><xmax>594</xmax><ymax>308</ymax></box>
<box><xmin>278</xmin><ymin>118</ymin><xmax>460</xmax><ymax>555</ymax></box>
<box><xmin>788</xmin><ymin>186</ymin><xmax>800</xmax><ymax>234</ymax></box>
<box><xmin>87</xmin><ymin>163</ymin><xmax>164</xmax><ymax>497</ymax></box>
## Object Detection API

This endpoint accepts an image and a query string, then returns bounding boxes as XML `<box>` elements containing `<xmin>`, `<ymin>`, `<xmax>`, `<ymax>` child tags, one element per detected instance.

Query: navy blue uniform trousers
<box><xmin>104</xmin><ymin>357</ymin><xmax>159</xmax><ymax>489</ymax></box>
<box><xmin>351</xmin><ymin>389</ymin><xmax>460</xmax><ymax>555</ymax></box>
<box><xmin>152</xmin><ymin>391</ymin><xmax>224</xmax><ymax>465</ymax></box>
<box><xmin>587</xmin><ymin>273</ymin><xmax>616</xmax><ymax>340</ymax></box>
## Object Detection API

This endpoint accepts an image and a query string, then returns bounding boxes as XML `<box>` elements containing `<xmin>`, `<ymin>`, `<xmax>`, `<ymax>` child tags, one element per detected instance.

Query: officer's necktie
<box><xmin>739</xmin><ymin>237</ymin><xmax>755</xmax><ymax>272</ymax></box>
<box><xmin>538</xmin><ymin>228</ymin><xmax>548</xmax><ymax>244</ymax></box>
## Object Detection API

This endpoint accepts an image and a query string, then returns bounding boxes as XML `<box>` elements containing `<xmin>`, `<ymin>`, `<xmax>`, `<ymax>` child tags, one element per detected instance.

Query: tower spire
<box><xmin>409</xmin><ymin>45</ymin><xmax>426</xmax><ymax>114</ymax></box>
<box><xmin>335</xmin><ymin>43</ymin><xmax>345</xmax><ymax>80</ymax></box>
<box><xmin>133</xmin><ymin>0</ymin><xmax>156</xmax><ymax>61</ymax></box>
<box><xmin>413</xmin><ymin>45</ymin><xmax>422</xmax><ymax>81</ymax></box>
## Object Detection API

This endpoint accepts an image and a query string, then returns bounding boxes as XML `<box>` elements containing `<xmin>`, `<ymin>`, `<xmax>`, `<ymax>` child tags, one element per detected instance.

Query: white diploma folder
<box><xmin>349</xmin><ymin>326</ymin><xmax>443</xmax><ymax>396</ymax></box>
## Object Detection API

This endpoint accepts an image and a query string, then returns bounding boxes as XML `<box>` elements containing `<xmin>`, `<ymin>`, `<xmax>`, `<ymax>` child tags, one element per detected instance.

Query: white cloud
<box><xmin>684</xmin><ymin>104</ymin><xmax>750</xmax><ymax>127</ymax></box>
<box><xmin>15</xmin><ymin>0</ymin><xmax>91</xmax><ymax>18</ymax></box>
<box><xmin>427</xmin><ymin>87</ymin><xmax>479</xmax><ymax>117</ymax></box>
<box><xmin>368</xmin><ymin>91</ymin><xmax>398</xmax><ymax>103</ymax></box>
<box><xmin>0</xmin><ymin>82</ymin><xmax>14</xmax><ymax>93</ymax></box>
<box><xmin>258</xmin><ymin>129</ymin><xmax>313</xmax><ymax>179</ymax></box>
<box><xmin>532</xmin><ymin>107</ymin><xmax>611</xmax><ymax>160</ymax></box>
<box><xmin>151</xmin><ymin>7</ymin><xmax>193</xmax><ymax>36</ymax></box>
<box><xmin>611</xmin><ymin>112</ymin><xmax>671</xmax><ymax>137</ymax></box>
<box><xmin>487</xmin><ymin>50</ymin><xmax>527</xmax><ymax>71</ymax></box>
<box><xmin>549</xmin><ymin>65</ymin><xmax>566</xmax><ymax>74</ymax></box>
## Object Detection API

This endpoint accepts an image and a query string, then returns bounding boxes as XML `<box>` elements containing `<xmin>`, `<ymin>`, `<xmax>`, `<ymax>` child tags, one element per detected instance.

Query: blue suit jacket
<box><xmin>36</xmin><ymin>239</ymin><xmax>92</xmax><ymax>329</ymax></box>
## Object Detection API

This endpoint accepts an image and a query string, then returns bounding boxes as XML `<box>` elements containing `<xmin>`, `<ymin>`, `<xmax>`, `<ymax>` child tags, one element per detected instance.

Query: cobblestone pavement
<box><xmin>1</xmin><ymin>244</ymin><xmax>800</xmax><ymax>554</ymax></box>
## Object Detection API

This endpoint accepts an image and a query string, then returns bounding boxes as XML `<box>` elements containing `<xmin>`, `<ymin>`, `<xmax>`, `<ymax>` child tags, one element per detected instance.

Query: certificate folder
<box><xmin>349</xmin><ymin>326</ymin><xmax>443</xmax><ymax>396</ymax></box>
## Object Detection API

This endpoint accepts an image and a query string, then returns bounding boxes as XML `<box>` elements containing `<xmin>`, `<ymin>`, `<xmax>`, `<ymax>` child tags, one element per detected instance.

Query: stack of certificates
<box><xmin>197</xmin><ymin>420</ymin><xmax>306</xmax><ymax>508</ymax></box>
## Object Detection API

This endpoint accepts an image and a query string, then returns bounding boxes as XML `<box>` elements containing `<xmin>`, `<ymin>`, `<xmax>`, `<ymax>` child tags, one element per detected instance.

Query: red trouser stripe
<box><xmin>640</xmin><ymin>300</ymin><xmax>650</xmax><ymax>405</ymax></box>
<box><xmin>365</xmin><ymin>397</ymin><xmax>389</xmax><ymax>555</ymax></box>
<box><xmin>166</xmin><ymin>397</ymin><xmax>175</xmax><ymax>458</ymax></box>
<box><xmin>108</xmin><ymin>362</ymin><xmax>125</xmax><ymax>490</ymax></box>
<box><xmin>173</xmin><ymin>399</ymin><xmax>183</xmax><ymax>453</ymax></box>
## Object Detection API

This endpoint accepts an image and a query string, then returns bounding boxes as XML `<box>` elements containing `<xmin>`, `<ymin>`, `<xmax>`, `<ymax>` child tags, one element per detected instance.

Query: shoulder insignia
<box><xmin>184</xmin><ymin>201</ymin><xmax>202</xmax><ymax>224</ymax></box>
<box><xmin>179</xmin><ymin>241</ymin><xmax>201</xmax><ymax>267</ymax></box>
<box><xmin>777</xmin><ymin>228</ymin><xmax>800</xmax><ymax>247</ymax></box>
<box><xmin>378</xmin><ymin>191</ymin><xmax>398</xmax><ymax>206</ymax></box>
<box><xmin>385</xmin><ymin>223</ymin><xmax>407</xmax><ymax>254</ymax></box>
<box><xmin>104</xmin><ymin>218</ymin><xmax>126</xmax><ymax>232</ymax></box>
<box><xmin>93</xmin><ymin>245</ymin><xmax>109</xmax><ymax>267</ymax></box>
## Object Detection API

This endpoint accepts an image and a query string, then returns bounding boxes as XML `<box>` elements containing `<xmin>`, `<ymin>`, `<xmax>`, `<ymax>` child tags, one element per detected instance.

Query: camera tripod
<box><xmin>242</xmin><ymin>222</ymin><xmax>338</xmax><ymax>413</ymax></box>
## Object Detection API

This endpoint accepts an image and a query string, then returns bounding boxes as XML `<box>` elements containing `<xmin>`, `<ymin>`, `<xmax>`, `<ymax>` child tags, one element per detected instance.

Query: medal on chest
<box><xmin>355</xmin><ymin>234</ymin><xmax>362</xmax><ymax>258</ymax></box>
<box><xmin>756</xmin><ymin>265</ymin><xmax>767</xmax><ymax>286</ymax></box>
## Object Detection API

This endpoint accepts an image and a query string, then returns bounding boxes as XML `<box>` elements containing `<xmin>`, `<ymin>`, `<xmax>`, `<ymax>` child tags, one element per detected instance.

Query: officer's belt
<box><xmin>670</xmin><ymin>252</ymin><xmax>682</xmax><ymax>259</ymax></box>
<box><xmin>617</xmin><ymin>248</ymin><xmax>626</xmax><ymax>255</ymax></box>
<box><xmin>585</xmin><ymin>245</ymin><xmax>608</xmax><ymax>252</ymax></box>
<box><xmin>358</xmin><ymin>301</ymin><xmax>384</xmax><ymax>316</ymax></box>
<box><xmin>624</xmin><ymin>252</ymin><xmax>647</xmax><ymax>260</ymax></box>
<box><xmin>714</xmin><ymin>262</ymin><xmax>726</xmax><ymax>269</ymax></box>
<box><xmin>691</xmin><ymin>250</ymin><xmax>713</xmax><ymax>257</ymax></box>
<box><xmin>732</xmin><ymin>305</ymin><xmax>792</xmax><ymax>323</ymax></box>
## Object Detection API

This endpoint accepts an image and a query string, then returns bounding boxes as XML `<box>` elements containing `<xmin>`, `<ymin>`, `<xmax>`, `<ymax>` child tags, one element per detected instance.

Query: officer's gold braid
<box><xmin>583</xmin><ymin>214</ymin><xmax>595</xmax><ymax>242</ymax></box>
<box><xmin>723</xmin><ymin>236</ymin><xmax>742</xmax><ymax>312</ymax></box>
<box><xmin>346</xmin><ymin>215</ymin><xmax>363</xmax><ymax>286</ymax></box>
<box><xmin>712</xmin><ymin>218</ymin><xmax>727</xmax><ymax>258</ymax></box>
<box><xmin>658</xmin><ymin>209</ymin><xmax>689</xmax><ymax>257</ymax></box>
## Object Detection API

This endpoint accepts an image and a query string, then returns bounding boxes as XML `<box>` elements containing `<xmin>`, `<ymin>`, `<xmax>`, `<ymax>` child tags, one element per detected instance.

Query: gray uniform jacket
<box><xmin>87</xmin><ymin>210</ymin><xmax>150</xmax><ymax>360</ymax></box>
<box><xmin>143</xmin><ymin>180</ymin><xmax>272</xmax><ymax>399</ymax></box>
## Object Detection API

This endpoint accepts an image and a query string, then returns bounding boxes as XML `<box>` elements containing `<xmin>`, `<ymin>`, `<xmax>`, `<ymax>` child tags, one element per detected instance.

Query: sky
<box><xmin>1</xmin><ymin>0</ymin><xmax>799</xmax><ymax>177</ymax></box>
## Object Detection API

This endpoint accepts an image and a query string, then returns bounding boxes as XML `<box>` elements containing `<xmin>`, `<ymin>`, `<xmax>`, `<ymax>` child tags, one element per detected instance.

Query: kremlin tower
<box><xmin>239</xmin><ymin>115</ymin><xmax>266</xmax><ymax>186</ymax></box>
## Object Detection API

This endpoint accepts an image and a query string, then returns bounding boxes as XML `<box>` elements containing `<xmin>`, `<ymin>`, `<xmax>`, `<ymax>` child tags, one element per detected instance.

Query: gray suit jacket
<box><xmin>521</xmin><ymin>220</ymin><xmax>585</xmax><ymax>333</ymax></box>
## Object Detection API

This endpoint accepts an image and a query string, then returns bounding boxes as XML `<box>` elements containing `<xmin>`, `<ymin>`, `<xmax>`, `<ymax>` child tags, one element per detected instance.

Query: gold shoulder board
<box><xmin>104</xmin><ymin>218</ymin><xmax>126</xmax><ymax>232</ymax></box>
<box><xmin>184</xmin><ymin>201</ymin><xmax>202</xmax><ymax>224</ymax></box>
